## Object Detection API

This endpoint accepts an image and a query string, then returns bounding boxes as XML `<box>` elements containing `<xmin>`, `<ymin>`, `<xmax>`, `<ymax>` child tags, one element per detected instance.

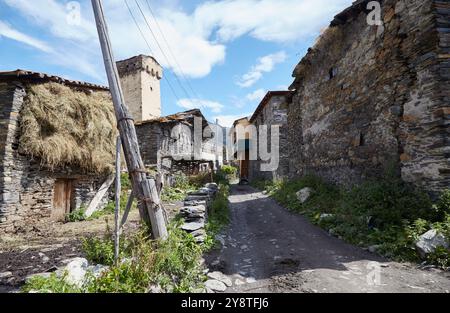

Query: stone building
<box><xmin>248</xmin><ymin>91</ymin><xmax>291</xmax><ymax>182</ymax></box>
<box><xmin>0</xmin><ymin>70</ymin><xmax>115</xmax><ymax>232</ymax></box>
<box><xmin>0</xmin><ymin>54</ymin><xmax>223</xmax><ymax>233</ymax></box>
<box><xmin>118</xmin><ymin>55</ymin><xmax>224</xmax><ymax>185</ymax></box>
<box><xmin>287</xmin><ymin>0</ymin><xmax>449</xmax><ymax>195</ymax></box>
<box><xmin>135</xmin><ymin>108</ymin><xmax>220</xmax><ymax>186</ymax></box>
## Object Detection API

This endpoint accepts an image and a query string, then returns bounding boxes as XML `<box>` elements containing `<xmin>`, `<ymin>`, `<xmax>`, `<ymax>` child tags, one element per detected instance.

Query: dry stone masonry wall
<box><xmin>288</xmin><ymin>0</ymin><xmax>449</xmax><ymax>195</ymax></box>
<box><xmin>0</xmin><ymin>82</ymin><xmax>109</xmax><ymax>233</ymax></box>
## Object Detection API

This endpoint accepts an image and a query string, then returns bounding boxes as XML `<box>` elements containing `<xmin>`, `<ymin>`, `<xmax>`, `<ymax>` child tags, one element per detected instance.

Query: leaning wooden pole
<box><xmin>91</xmin><ymin>0</ymin><xmax>168</xmax><ymax>239</ymax></box>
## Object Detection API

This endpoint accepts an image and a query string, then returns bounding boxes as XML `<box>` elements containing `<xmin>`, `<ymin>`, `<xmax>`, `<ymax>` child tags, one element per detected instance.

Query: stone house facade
<box><xmin>135</xmin><ymin>109</ymin><xmax>220</xmax><ymax>186</ymax></box>
<box><xmin>287</xmin><ymin>0</ymin><xmax>449</xmax><ymax>195</ymax></box>
<box><xmin>0</xmin><ymin>71</ymin><xmax>112</xmax><ymax>233</ymax></box>
<box><xmin>248</xmin><ymin>91</ymin><xmax>291</xmax><ymax>182</ymax></box>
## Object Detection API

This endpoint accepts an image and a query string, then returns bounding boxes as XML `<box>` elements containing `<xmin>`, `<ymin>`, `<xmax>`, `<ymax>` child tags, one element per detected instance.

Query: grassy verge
<box><xmin>202</xmin><ymin>184</ymin><xmax>231</xmax><ymax>251</ymax></box>
<box><xmin>23</xmin><ymin>222</ymin><xmax>205</xmax><ymax>293</ymax></box>
<box><xmin>252</xmin><ymin>174</ymin><xmax>450</xmax><ymax>269</ymax></box>
<box><xmin>161</xmin><ymin>173</ymin><xmax>200</xmax><ymax>203</ymax></box>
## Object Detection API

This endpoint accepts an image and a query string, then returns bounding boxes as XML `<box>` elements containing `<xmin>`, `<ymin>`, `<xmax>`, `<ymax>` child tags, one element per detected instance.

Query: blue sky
<box><xmin>0</xmin><ymin>0</ymin><xmax>353</xmax><ymax>126</ymax></box>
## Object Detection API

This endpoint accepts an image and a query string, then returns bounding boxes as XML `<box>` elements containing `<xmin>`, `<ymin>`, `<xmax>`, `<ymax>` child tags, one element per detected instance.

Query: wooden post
<box><xmin>120</xmin><ymin>191</ymin><xmax>135</xmax><ymax>231</ymax></box>
<box><xmin>114</xmin><ymin>136</ymin><xmax>121</xmax><ymax>263</ymax></box>
<box><xmin>91</xmin><ymin>0</ymin><xmax>168</xmax><ymax>239</ymax></box>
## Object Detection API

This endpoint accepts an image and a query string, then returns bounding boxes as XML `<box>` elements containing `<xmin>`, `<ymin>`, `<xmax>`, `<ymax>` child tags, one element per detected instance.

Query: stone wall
<box><xmin>249</xmin><ymin>95</ymin><xmax>290</xmax><ymax>181</ymax></box>
<box><xmin>0</xmin><ymin>82</ymin><xmax>109</xmax><ymax>233</ymax></box>
<box><xmin>288</xmin><ymin>0</ymin><xmax>449</xmax><ymax>195</ymax></box>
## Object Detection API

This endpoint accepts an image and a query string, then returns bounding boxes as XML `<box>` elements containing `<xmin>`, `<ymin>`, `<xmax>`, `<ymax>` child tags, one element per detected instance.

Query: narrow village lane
<box><xmin>205</xmin><ymin>185</ymin><xmax>450</xmax><ymax>293</ymax></box>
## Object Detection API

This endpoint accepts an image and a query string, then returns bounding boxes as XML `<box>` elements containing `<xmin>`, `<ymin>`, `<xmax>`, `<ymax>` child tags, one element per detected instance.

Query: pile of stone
<box><xmin>25</xmin><ymin>257</ymin><xmax>108</xmax><ymax>292</ymax></box>
<box><xmin>179</xmin><ymin>183</ymin><xmax>218</xmax><ymax>243</ymax></box>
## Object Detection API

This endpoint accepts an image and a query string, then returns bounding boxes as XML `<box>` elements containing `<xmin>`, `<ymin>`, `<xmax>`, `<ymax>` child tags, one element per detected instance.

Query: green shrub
<box><xmin>82</xmin><ymin>234</ymin><xmax>116</xmax><ymax>266</ymax></box>
<box><xmin>85</xmin><ymin>223</ymin><xmax>203</xmax><ymax>293</ymax></box>
<box><xmin>188</xmin><ymin>172</ymin><xmax>212</xmax><ymax>187</ymax></box>
<box><xmin>65</xmin><ymin>207</ymin><xmax>86</xmax><ymax>223</ymax></box>
<box><xmin>22</xmin><ymin>272</ymin><xmax>81</xmax><ymax>293</ymax></box>
<box><xmin>220</xmin><ymin>165</ymin><xmax>238</xmax><ymax>176</ymax></box>
<box><xmin>161</xmin><ymin>187</ymin><xmax>187</xmax><ymax>203</ymax></box>
<box><xmin>254</xmin><ymin>173</ymin><xmax>450</xmax><ymax>268</ymax></box>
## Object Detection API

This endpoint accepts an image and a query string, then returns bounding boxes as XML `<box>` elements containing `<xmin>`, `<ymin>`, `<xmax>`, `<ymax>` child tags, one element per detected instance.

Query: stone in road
<box><xmin>205</xmin><ymin>185</ymin><xmax>450</xmax><ymax>293</ymax></box>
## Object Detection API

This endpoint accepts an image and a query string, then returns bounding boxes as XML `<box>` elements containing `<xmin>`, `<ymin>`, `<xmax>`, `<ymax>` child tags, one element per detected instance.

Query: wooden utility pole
<box><xmin>91</xmin><ymin>0</ymin><xmax>168</xmax><ymax>239</ymax></box>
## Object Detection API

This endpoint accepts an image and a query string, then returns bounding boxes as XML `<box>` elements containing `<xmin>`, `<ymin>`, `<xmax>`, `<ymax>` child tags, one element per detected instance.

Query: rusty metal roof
<box><xmin>0</xmin><ymin>69</ymin><xmax>109</xmax><ymax>91</ymax></box>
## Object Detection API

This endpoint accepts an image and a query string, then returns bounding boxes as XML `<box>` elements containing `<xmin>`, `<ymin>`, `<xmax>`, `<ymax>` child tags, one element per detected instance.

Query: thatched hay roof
<box><xmin>19</xmin><ymin>82</ymin><xmax>117</xmax><ymax>174</ymax></box>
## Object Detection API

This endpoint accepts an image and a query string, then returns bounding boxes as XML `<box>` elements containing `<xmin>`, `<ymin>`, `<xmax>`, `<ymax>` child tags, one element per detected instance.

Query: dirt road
<box><xmin>205</xmin><ymin>185</ymin><xmax>450</xmax><ymax>293</ymax></box>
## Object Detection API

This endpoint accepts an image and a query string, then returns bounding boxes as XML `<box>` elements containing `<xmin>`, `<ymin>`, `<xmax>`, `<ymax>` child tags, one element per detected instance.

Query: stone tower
<box><xmin>117</xmin><ymin>55</ymin><xmax>163</xmax><ymax>122</ymax></box>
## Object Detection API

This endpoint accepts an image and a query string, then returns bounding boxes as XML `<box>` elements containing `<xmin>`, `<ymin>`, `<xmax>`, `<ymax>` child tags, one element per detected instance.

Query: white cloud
<box><xmin>214</xmin><ymin>113</ymin><xmax>252</xmax><ymax>128</ymax></box>
<box><xmin>2</xmin><ymin>0</ymin><xmax>352</xmax><ymax>82</ymax></box>
<box><xmin>194</xmin><ymin>0</ymin><xmax>352</xmax><ymax>43</ymax></box>
<box><xmin>246</xmin><ymin>89</ymin><xmax>267</xmax><ymax>102</ymax></box>
<box><xmin>0</xmin><ymin>20</ymin><xmax>54</xmax><ymax>53</ymax></box>
<box><xmin>237</xmin><ymin>51</ymin><xmax>287</xmax><ymax>88</ymax></box>
<box><xmin>177</xmin><ymin>98</ymin><xmax>224</xmax><ymax>113</ymax></box>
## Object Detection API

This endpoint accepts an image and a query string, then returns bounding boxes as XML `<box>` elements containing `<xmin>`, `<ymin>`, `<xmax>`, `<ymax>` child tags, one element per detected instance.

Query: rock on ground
<box><xmin>205</xmin><ymin>279</ymin><xmax>227</xmax><ymax>292</ymax></box>
<box><xmin>415</xmin><ymin>229</ymin><xmax>449</xmax><ymax>258</ymax></box>
<box><xmin>207</xmin><ymin>271</ymin><xmax>232</xmax><ymax>287</ymax></box>
<box><xmin>296</xmin><ymin>187</ymin><xmax>313</xmax><ymax>203</ymax></box>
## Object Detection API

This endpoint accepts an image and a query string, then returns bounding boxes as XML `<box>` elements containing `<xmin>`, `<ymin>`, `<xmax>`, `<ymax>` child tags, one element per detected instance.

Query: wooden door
<box><xmin>52</xmin><ymin>179</ymin><xmax>73</xmax><ymax>221</ymax></box>
<box><xmin>240</xmin><ymin>155</ymin><xmax>249</xmax><ymax>179</ymax></box>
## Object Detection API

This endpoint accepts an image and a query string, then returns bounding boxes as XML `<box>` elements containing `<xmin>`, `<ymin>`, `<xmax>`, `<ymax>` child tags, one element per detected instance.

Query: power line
<box><xmin>144</xmin><ymin>0</ymin><xmax>200</xmax><ymax>100</ymax></box>
<box><xmin>124</xmin><ymin>0</ymin><xmax>180</xmax><ymax>103</ymax></box>
<box><xmin>134</xmin><ymin>0</ymin><xmax>192</xmax><ymax>100</ymax></box>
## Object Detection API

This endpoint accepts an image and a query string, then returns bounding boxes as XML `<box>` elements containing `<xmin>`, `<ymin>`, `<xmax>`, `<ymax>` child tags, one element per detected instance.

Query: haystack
<box><xmin>19</xmin><ymin>83</ymin><xmax>117</xmax><ymax>174</ymax></box>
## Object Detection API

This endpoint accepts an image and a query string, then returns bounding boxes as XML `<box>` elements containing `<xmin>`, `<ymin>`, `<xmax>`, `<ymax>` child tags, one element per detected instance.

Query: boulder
<box><xmin>296</xmin><ymin>187</ymin><xmax>313</xmax><ymax>203</ymax></box>
<box><xmin>205</xmin><ymin>279</ymin><xmax>227</xmax><ymax>292</ymax></box>
<box><xmin>207</xmin><ymin>271</ymin><xmax>232</xmax><ymax>287</ymax></box>
<box><xmin>64</xmin><ymin>258</ymin><xmax>89</xmax><ymax>287</ymax></box>
<box><xmin>415</xmin><ymin>229</ymin><xmax>449</xmax><ymax>258</ymax></box>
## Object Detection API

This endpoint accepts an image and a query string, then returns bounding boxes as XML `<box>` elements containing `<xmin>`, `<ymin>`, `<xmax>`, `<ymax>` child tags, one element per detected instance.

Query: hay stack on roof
<box><xmin>19</xmin><ymin>82</ymin><xmax>117</xmax><ymax>173</ymax></box>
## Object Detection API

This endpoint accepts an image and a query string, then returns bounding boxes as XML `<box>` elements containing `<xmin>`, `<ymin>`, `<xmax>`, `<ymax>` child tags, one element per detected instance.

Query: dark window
<box><xmin>329</xmin><ymin>67</ymin><xmax>338</xmax><ymax>80</ymax></box>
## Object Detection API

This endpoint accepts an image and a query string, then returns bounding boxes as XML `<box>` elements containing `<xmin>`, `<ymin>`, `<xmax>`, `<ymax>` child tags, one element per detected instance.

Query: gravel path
<box><xmin>205</xmin><ymin>185</ymin><xmax>450</xmax><ymax>293</ymax></box>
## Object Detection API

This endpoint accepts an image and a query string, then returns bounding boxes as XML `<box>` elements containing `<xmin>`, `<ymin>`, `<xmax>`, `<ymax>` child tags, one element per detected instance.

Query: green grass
<box><xmin>202</xmin><ymin>184</ymin><xmax>231</xmax><ymax>251</ymax></box>
<box><xmin>252</xmin><ymin>175</ymin><xmax>450</xmax><ymax>268</ymax></box>
<box><xmin>22</xmin><ymin>272</ymin><xmax>82</xmax><ymax>293</ymax></box>
<box><xmin>23</xmin><ymin>223</ymin><xmax>205</xmax><ymax>293</ymax></box>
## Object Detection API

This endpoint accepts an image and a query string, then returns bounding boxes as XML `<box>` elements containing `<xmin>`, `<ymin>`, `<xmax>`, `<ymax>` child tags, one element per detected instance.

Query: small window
<box><xmin>329</xmin><ymin>67</ymin><xmax>338</xmax><ymax>80</ymax></box>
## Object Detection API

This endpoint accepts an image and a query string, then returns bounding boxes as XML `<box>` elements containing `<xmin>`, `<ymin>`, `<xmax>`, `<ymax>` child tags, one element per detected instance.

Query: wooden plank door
<box><xmin>240</xmin><ymin>159</ymin><xmax>249</xmax><ymax>179</ymax></box>
<box><xmin>52</xmin><ymin>179</ymin><xmax>73</xmax><ymax>221</ymax></box>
